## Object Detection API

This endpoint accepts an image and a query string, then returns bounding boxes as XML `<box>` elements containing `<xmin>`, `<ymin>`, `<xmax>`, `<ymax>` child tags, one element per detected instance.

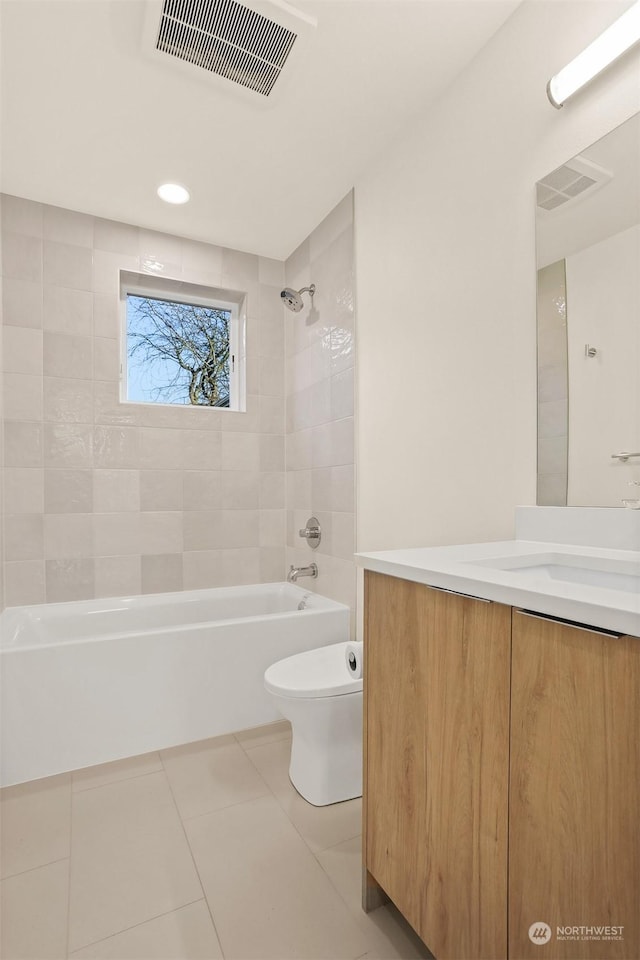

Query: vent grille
<box><xmin>156</xmin><ymin>0</ymin><xmax>297</xmax><ymax>96</ymax></box>
<box><xmin>536</xmin><ymin>157</ymin><xmax>612</xmax><ymax>212</ymax></box>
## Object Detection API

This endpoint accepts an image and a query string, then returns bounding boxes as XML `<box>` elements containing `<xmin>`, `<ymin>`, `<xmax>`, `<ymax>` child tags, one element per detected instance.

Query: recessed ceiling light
<box><xmin>157</xmin><ymin>183</ymin><xmax>190</xmax><ymax>204</ymax></box>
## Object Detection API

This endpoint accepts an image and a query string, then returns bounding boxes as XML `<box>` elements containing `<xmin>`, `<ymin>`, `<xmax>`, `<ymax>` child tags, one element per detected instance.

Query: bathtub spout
<box><xmin>288</xmin><ymin>563</ymin><xmax>318</xmax><ymax>583</ymax></box>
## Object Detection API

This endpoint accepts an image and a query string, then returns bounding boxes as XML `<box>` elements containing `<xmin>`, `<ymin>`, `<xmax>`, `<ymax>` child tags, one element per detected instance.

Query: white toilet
<box><xmin>264</xmin><ymin>642</ymin><xmax>363</xmax><ymax>806</ymax></box>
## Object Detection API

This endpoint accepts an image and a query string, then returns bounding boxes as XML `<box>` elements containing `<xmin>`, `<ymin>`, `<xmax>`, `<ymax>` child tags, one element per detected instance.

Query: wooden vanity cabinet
<box><xmin>363</xmin><ymin>571</ymin><xmax>511</xmax><ymax>960</ymax></box>
<box><xmin>509</xmin><ymin>610</ymin><xmax>640</xmax><ymax>960</ymax></box>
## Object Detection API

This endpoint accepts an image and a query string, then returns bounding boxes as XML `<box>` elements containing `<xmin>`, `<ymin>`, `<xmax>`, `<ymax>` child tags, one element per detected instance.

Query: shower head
<box><xmin>280</xmin><ymin>284</ymin><xmax>316</xmax><ymax>312</ymax></box>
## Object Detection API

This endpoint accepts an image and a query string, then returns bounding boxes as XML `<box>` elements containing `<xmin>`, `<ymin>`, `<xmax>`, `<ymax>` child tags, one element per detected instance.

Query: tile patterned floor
<box><xmin>0</xmin><ymin>721</ymin><xmax>432</xmax><ymax>960</ymax></box>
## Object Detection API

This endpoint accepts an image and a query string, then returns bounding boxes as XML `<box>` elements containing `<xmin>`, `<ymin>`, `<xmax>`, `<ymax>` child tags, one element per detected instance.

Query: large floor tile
<box><xmin>185</xmin><ymin>794</ymin><xmax>368</xmax><ymax>960</ymax></box>
<box><xmin>72</xmin><ymin>752</ymin><xmax>163</xmax><ymax>792</ymax></box>
<box><xmin>0</xmin><ymin>773</ymin><xmax>71</xmax><ymax>879</ymax></box>
<box><xmin>0</xmin><ymin>859</ymin><xmax>69</xmax><ymax>959</ymax></box>
<box><xmin>69</xmin><ymin>900</ymin><xmax>223</xmax><ymax>959</ymax></box>
<box><xmin>316</xmin><ymin>837</ymin><xmax>433</xmax><ymax>960</ymax></box>
<box><xmin>245</xmin><ymin>738</ymin><xmax>362</xmax><ymax>852</ymax></box>
<box><xmin>160</xmin><ymin>735</ymin><xmax>270</xmax><ymax>820</ymax></box>
<box><xmin>234</xmin><ymin>719</ymin><xmax>291</xmax><ymax>750</ymax></box>
<box><xmin>68</xmin><ymin>771</ymin><xmax>203</xmax><ymax>952</ymax></box>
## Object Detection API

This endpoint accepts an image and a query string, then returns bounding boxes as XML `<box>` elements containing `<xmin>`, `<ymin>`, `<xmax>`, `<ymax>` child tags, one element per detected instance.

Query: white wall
<box><xmin>567</xmin><ymin>223</ymin><xmax>640</xmax><ymax>506</ymax></box>
<box><xmin>354</xmin><ymin>0</ymin><xmax>640</xmax><ymax>552</ymax></box>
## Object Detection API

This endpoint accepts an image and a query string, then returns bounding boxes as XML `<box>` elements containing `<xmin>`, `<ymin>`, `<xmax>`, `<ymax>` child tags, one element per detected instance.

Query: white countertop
<box><xmin>356</xmin><ymin>540</ymin><xmax>640</xmax><ymax>637</ymax></box>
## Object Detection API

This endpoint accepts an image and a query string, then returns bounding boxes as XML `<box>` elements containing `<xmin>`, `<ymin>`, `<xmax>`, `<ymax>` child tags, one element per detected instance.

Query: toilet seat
<box><xmin>264</xmin><ymin>642</ymin><xmax>363</xmax><ymax>699</ymax></box>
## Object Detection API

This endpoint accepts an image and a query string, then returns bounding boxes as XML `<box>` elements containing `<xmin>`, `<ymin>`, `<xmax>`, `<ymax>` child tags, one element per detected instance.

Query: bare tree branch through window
<box><xmin>126</xmin><ymin>295</ymin><xmax>231</xmax><ymax>406</ymax></box>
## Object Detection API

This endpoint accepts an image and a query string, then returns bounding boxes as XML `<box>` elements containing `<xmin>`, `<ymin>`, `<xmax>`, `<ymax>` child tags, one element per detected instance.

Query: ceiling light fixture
<box><xmin>547</xmin><ymin>0</ymin><xmax>640</xmax><ymax>108</ymax></box>
<box><xmin>157</xmin><ymin>183</ymin><xmax>190</xmax><ymax>204</ymax></box>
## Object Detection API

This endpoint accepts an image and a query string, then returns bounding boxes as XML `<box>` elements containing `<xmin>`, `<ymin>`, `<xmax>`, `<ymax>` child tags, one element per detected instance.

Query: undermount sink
<box><xmin>464</xmin><ymin>553</ymin><xmax>640</xmax><ymax>594</ymax></box>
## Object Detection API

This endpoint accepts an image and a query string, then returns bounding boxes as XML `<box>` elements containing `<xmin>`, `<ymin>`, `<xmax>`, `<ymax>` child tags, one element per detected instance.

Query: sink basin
<box><xmin>465</xmin><ymin>553</ymin><xmax>640</xmax><ymax>594</ymax></box>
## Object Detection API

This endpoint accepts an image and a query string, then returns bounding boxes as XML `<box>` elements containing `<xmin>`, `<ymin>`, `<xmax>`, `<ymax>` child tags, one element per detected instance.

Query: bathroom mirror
<box><xmin>536</xmin><ymin>112</ymin><xmax>640</xmax><ymax>508</ymax></box>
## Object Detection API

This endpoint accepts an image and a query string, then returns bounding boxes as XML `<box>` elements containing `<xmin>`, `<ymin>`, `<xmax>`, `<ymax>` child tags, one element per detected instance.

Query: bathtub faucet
<box><xmin>288</xmin><ymin>563</ymin><xmax>318</xmax><ymax>583</ymax></box>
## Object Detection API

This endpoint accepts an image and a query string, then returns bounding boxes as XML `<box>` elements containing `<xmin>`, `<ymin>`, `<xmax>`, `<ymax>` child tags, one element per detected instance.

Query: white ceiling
<box><xmin>0</xmin><ymin>0</ymin><xmax>518</xmax><ymax>260</ymax></box>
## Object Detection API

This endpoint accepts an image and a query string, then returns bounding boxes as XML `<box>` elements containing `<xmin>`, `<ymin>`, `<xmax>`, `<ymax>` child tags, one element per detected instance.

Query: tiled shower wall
<box><xmin>537</xmin><ymin>259</ymin><xmax>568</xmax><ymax>507</ymax></box>
<box><xmin>0</xmin><ymin>194</ymin><xmax>287</xmax><ymax>605</ymax></box>
<box><xmin>284</xmin><ymin>193</ymin><xmax>356</xmax><ymax>633</ymax></box>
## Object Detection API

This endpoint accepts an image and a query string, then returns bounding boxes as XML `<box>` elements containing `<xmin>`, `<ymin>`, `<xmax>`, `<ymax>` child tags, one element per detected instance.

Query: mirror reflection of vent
<box><xmin>156</xmin><ymin>0</ymin><xmax>297</xmax><ymax>96</ymax></box>
<box><xmin>536</xmin><ymin>155</ymin><xmax>613</xmax><ymax>213</ymax></box>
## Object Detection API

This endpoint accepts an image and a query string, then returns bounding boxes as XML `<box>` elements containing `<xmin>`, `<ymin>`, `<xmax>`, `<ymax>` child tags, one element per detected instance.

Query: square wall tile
<box><xmin>140</xmin><ymin>469</ymin><xmax>183</xmax><ymax>511</ymax></box>
<box><xmin>94</xmin><ymin>217</ymin><xmax>139</xmax><ymax>255</ymax></box>
<box><xmin>45</xmin><ymin>469</ymin><xmax>93</xmax><ymax>514</ymax></box>
<box><xmin>4</xmin><ymin>514</ymin><xmax>44</xmax><ymax>561</ymax></box>
<box><xmin>219</xmin><ymin>510</ymin><xmax>260</xmax><ymax>549</ymax></box>
<box><xmin>43</xmin><ymin>241</ymin><xmax>93</xmax><ymax>290</ymax></box>
<box><xmin>4</xmin><ymin>420</ymin><xmax>43</xmax><ymax>467</ymax></box>
<box><xmin>216</xmin><ymin>547</ymin><xmax>261</xmax><ymax>585</ymax></box>
<box><xmin>309</xmin><ymin>191</ymin><xmax>353</xmax><ymax>261</ymax></box>
<box><xmin>1</xmin><ymin>233</ymin><xmax>42</xmax><ymax>282</ymax></box>
<box><xmin>181</xmin><ymin>238</ymin><xmax>223</xmax><ymax>282</ymax></box>
<box><xmin>93</xmin><ymin>426</ymin><xmax>139</xmax><ymax>469</ymax></box>
<box><xmin>43</xmin><ymin>285</ymin><xmax>93</xmax><ymax>336</ymax></box>
<box><xmin>3</xmin><ymin>326</ymin><xmax>43</xmax><ymax>375</ymax></box>
<box><xmin>183</xmin><ymin>512</ymin><xmax>222</xmax><ymax>551</ymax></box>
<box><xmin>260</xmin><ymin>546</ymin><xmax>285</xmax><ymax>582</ymax></box>
<box><xmin>3</xmin><ymin>373</ymin><xmax>43</xmax><ymax>421</ymax></box>
<box><xmin>44</xmin><ymin>513</ymin><xmax>93</xmax><ymax>559</ymax></box>
<box><xmin>44</xmin><ymin>423</ymin><xmax>93</xmax><ymax>468</ymax></box>
<box><xmin>93</xmin><ymin>513</ymin><xmax>141</xmax><ymax>557</ymax></box>
<box><xmin>94</xmin><ymin>337</ymin><xmax>120</xmax><ymax>381</ymax></box>
<box><xmin>260</xmin><ymin>434</ymin><xmax>284</xmax><ymax>472</ymax></box>
<box><xmin>46</xmin><ymin>558</ymin><xmax>95</xmax><ymax>602</ymax></box>
<box><xmin>139</xmin><ymin>512</ymin><xmax>183</xmax><ymax>555</ymax></box>
<box><xmin>183</xmin><ymin>471</ymin><xmax>222</xmax><ymax>511</ymax></box>
<box><xmin>181</xmin><ymin>430</ymin><xmax>222</xmax><ymax>471</ymax></box>
<box><xmin>182</xmin><ymin>550</ymin><xmax>223</xmax><ymax>590</ymax></box>
<box><xmin>95</xmin><ymin>555</ymin><xmax>141</xmax><ymax>598</ymax></box>
<box><xmin>258</xmin><ymin>257</ymin><xmax>284</xmax><ymax>285</ymax></box>
<box><xmin>92</xmin><ymin>250</ymin><xmax>139</xmax><ymax>295</ymax></box>
<box><xmin>93</xmin><ymin>294</ymin><xmax>119</xmax><ymax>339</ymax></box>
<box><xmin>3</xmin><ymin>468</ymin><xmax>44</xmax><ymax>514</ymax></box>
<box><xmin>43</xmin><ymin>377</ymin><xmax>93</xmax><ymax>423</ymax></box>
<box><xmin>93</xmin><ymin>469</ymin><xmax>140</xmax><ymax>513</ymax></box>
<box><xmin>141</xmin><ymin>554</ymin><xmax>183</xmax><ymax>594</ymax></box>
<box><xmin>3</xmin><ymin>277</ymin><xmax>43</xmax><ymax>328</ymax></box>
<box><xmin>43</xmin><ymin>331</ymin><xmax>93</xmax><ymax>379</ymax></box>
<box><xmin>139</xmin><ymin>428</ymin><xmax>183</xmax><ymax>470</ymax></box>
<box><xmin>259</xmin><ymin>472</ymin><xmax>285</xmax><ymax>509</ymax></box>
<box><xmin>94</xmin><ymin>381</ymin><xmax>138</xmax><ymax>427</ymax></box>
<box><xmin>4</xmin><ymin>560</ymin><xmax>46</xmax><ymax>606</ymax></box>
<box><xmin>44</xmin><ymin>205</ymin><xmax>94</xmax><ymax>247</ymax></box>
<box><xmin>221</xmin><ymin>471</ymin><xmax>259</xmax><ymax>509</ymax></box>
<box><xmin>1</xmin><ymin>195</ymin><xmax>43</xmax><ymax>236</ymax></box>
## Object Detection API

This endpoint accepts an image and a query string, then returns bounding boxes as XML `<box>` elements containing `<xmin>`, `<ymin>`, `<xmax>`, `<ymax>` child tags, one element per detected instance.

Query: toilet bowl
<box><xmin>264</xmin><ymin>642</ymin><xmax>363</xmax><ymax>806</ymax></box>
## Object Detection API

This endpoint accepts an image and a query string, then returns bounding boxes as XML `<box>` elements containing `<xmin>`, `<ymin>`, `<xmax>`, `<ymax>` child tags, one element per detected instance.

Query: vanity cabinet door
<box><xmin>363</xmin><ymin>571</ymin><xmax>511</xmax><ymax>960</ymax></box>
<box><xmin>509</xmin><ymin>612</ymin><xmax>640</xmax><ymax>960</ymax></box>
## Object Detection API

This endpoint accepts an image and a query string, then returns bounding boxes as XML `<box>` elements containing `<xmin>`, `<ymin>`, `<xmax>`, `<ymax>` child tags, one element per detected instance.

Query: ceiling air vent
<box><xmin>144</xmin><ymin>0</ymin><xmax>316</xmax><ymax>99</ymax></box>
<box><xmin>536</xmin><ymin>155</ymin><xmax>613</xmax><ymax>214</ymax></box>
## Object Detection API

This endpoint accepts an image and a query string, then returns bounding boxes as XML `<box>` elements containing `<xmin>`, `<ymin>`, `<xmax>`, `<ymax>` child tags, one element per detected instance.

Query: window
<box><xmin>120</xmin><ymin>272</ymin><xmax>245</xmax><ymax>410</ymax></box>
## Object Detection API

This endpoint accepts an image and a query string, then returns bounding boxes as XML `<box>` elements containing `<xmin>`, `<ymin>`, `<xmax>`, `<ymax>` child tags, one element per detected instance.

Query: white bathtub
<box><xmin>0</xmin><ymin>582</ymin><xmax>349</xmax><ymax>787</ymax></box>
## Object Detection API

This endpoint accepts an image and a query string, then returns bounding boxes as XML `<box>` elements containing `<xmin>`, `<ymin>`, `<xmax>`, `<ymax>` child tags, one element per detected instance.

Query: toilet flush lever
<box><xmin>298</xmin><ymin>516</ymin><xmax>321</xmax><ymax>549</ymax></box>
